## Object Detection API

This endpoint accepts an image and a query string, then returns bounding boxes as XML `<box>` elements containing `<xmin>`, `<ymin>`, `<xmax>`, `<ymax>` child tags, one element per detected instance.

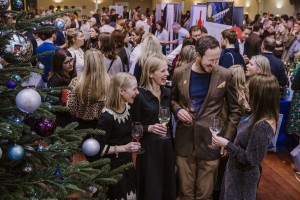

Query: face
<box><xmin>62</xmin><ymin>56</ymin><xmax>74</xmax><ymax>73</ymax></box>
<box><xmin>240</xmin><ymin>29</ymin><xmax>251</xmax><ymax>42</ymax></box>
<box><xmin>191</xmin><ymin>30</ymin><xmax>202</xmax><ymax>41</ymax></box>
<box><xmin>120</xmin><ymin>79</ymin><xmax>139</xmax><ymax>104</ymax></box>
<box><xmin>90</xmin><ymin>28</ymin><xmax>98</xmax><ymax>38</ymax></box>
<box><xmin>172</xmin><ymin>28</ymin><xmax>179</xmax><ymax>34</ymax></box>
<box><xmin>287</xmin><ymin>21</ymin><xmax>294</xmax><ymax>29</ymax></box>
<box><xmin>220</xmin><ymin>37</ymin><xmax>227</xmax><ymax>49</ymax></box>
<box><xmin>156</xmin><ymin>23</ymin><xmax>161</xmax><ymax>31</ymax></box>
<box><xmin>141</xmin><ymin>14</ymin><xmax>146</xmax><ymax>21</ymax></box>
<box><xmin>278</xmin><ymin>24</ymin><xmax>286</xmax><ymax>33</ymax></box>
<box><xmin>150</xmin><ymin>61</ymin><xmax>169</xmax><ymax>86</ymax></box>
<box><xmin>196</xmin><ymin>47</ymin><xmax>221</xmax><ymax>73</ymax></box>
<box><xmin>131</xmin><ymin>32</ymin><xmax>140</xmax><ymax>42</ymax></box>
<box><xmin>75</xmin><ymin>32</ymin><xmax>85</xmax><ymax>47</ymax></box>
<box><xmin>294</xmin><ymin>23</ymin><xmax>300</xmax><ymax>32</ymax></box>
<box><xmin>245</xmin><ymin>58</ymin><xmax>261</xmax><ymax>77</ymax></box>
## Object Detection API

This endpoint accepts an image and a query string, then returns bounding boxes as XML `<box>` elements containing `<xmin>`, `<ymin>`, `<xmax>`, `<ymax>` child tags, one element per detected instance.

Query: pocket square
<box><xmin>217</xmin><ymin>81</ymin><xmax>226</xmax><ymax>88</ymax></box>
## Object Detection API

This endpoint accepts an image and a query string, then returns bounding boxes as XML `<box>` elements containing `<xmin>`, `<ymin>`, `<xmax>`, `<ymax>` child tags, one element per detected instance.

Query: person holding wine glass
<box><xmin>171</xmin><ymin>35</ymin><xmax>241</xmax><ymax>200</ymax></box>
<box><xmin>131</xmin><ymin>55</ymin><xmax>176</xmax><ymax>200</ymax></box>
<box><xmin>212</xmin><ymin>74</ymin><xmax>279</xmax><ymax>200</ymax></box>
<box><xmin>83</xmin><ymin>72</ymin><xmax>140</xmax><ymax>200</ymax></box>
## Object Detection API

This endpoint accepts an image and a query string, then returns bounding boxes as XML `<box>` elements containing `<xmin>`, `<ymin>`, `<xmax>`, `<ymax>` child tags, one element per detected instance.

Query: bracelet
<box><xmin>114</xmin><ymin>145</ymin><xmax>119</xmax><ymax>158</ymax></box>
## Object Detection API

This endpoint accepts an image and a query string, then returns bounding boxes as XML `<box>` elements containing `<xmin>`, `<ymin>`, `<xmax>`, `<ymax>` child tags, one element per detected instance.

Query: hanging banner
<box><xmin>206</xmin><ymin>2</ymin><xmax>234</xmax><ymax>26</ymax></box>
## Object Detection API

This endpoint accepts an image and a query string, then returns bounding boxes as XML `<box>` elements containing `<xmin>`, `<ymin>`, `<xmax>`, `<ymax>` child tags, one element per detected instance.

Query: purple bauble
<box><xmin>6</xmin><ymin>80</ymin><xmax>17</xmax><ymax>89</ymax></box>
<box><xmin>34</xmin><ymin>119</ymin><xmax>56</xmax><ymax>137</ymax></box>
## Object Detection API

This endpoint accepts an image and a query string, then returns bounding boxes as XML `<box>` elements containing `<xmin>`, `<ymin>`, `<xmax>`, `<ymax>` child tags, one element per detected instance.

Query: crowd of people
<box><xmin>1</xmin><ymin>4</ymin><xmax>300</xmax><ymax>200</ymax></box>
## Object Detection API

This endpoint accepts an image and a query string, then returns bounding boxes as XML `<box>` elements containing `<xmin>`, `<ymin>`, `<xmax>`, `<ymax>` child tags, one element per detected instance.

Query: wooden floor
<box><xmin>257</xmin><ymin>151</ymin><xmax>300</xmax><ymax>200</ymax></box>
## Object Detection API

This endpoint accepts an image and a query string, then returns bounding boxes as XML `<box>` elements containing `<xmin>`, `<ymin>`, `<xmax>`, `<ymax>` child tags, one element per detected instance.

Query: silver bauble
<box><xmin>16</xmin><ymin>88</ymin><xmax>41</xmax><ymax>113</ymax></box>
<box><xmin>82</xmin><ymin>138</ymin><xmax>100</xmax><ymax>156</ymax></box>
<box><xmin>2</xmin><ymin>31</ymin><xmax>33</xmax><ymax>62</ymax></box>
<box><xmin>0</xmin><ymin>0</ymin><xmax>10</xmax><ymax>11</ymax></box>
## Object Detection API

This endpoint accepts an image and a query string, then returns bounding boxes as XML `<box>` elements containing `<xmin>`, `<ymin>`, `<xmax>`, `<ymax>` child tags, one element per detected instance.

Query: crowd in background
<box><xmin>1</xmin><ymin>4</ymin><xmax>300</xmax><ymax>200</ymax></box>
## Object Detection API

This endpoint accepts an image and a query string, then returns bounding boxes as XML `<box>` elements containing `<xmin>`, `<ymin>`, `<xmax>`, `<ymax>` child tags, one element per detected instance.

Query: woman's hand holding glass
<box><xmin>123</xmin><ymin>142</ymin><xmax>141</xmax><ymax>153</ymax></box>
<box><xmin>148</xmin><ymin>123</ymin><xmax>168</xmax><ymax>135</ymax></box>
<box><xmin>132</xmin><ymin>122</ymin><xmax>145</xmax><ymax>154</ymax></box>
<box><xmin>158</xmin><ymin>106</ymin><xmax>170</xmax><ymax>139</ymax></box>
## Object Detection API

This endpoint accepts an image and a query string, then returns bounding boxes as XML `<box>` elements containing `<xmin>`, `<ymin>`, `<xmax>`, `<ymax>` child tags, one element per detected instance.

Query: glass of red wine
<box><xmin>132</xmin><ymin>122</ymin><xmax>145</xmax><ymax>154</ymax></box>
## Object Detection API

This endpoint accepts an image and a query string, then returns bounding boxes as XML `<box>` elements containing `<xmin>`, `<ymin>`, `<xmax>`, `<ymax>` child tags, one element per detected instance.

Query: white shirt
<box><xmin>155</xmin><ymin>29</ymin><xmax>169</xmax><ymax>43</ymax></box>
<box><xmin>167</xmin><ymin>44</ymin><xmax>182</xmax><ymax>65</ymax></box>
<box><xmin>100</xmin><ymin>24</ymin><xmax>115</xmax><ymax>33</ymax></box>
<box><xmin>178</xmin><ymin>28</ymin><xmax>189</xmax><ymax>44</ymax></box>
<box><xmin>136</xmin><ymin>20</ymin><xmax>149</xmax><ymax>33</ymax></box>
<box><xmin>129</xmin><ymin>44</ymin><xmax>142</xmax><ymax>74</ymax></box>
<box><xmin>238</xmin><ymin>39</ymin><xmax>245</xmax><ymax>55</ymax></box>
<box><xmin>68</xmin><ymin>47</ymin><xmax>84</xmax><ymax>77</ymax></box>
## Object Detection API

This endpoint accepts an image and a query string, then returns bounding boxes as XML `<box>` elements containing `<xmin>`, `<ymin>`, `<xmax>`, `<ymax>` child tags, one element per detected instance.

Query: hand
<box><xmin>212</xmin><ymin>134</ymin><xmax>229</xmax><ymax>147</ymax></box>
<box><xmin>243</xmin><ymin>55</ymin><xmax>249</xmax><ymax>64</ymax></box>
<box><xmin>148</xmin><ymin>123</ymin><xmax>167</xmax><ymax>135</ymax></box>
<box><xmin>124</xmin><ymin>142</ymin><xmax>141</xmax><ymax>152</ymax></box>
<box><xmin>177</xmin><ymin>109</ymin><xmax>193</xmax><ymax>123</ymax></box>
<box><xmin>220</xmin><ymin>147</ymin><xmax>228</xmax><ymax>157</ymax></box>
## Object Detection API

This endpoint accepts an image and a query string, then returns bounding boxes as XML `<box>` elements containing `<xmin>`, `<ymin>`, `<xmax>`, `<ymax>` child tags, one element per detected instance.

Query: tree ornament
<box><xmin>55</xmin><ymin>19</ymin><xmax>65</xmax><ymax>30</ymax></box>
<box><xmin>12</xmin><ymin>0</ymin><xmax>23</xmax><ymax>10</ymax></box>
<box><xmin>37</xmin><ymin>61</ymin><xmax>45</xmax><ymax>69</ymax></box>
<box><xmin>16</xmin><ymin>88</ymin><xmax>41</xmax><ymax>113</ymax></box>
<box><xmin>1</xmin><ymin>31</ymin><xmax>33</xmax><ymax>63</ymax></box>
<box><xmin>0</xmin><ymin>0</ymin><xmax>10</xmax><ymax>11</ymax></box>
<box><xmin>6</xmin><ymin>80</ymin><xmax>17</xmax><ymax>89</ymax></box>
<box><xmin>0</xmin><ymin>147</ymin><xmax>2</xmax><ymax>159</ymax></box>
<box><xmin>7</xmin><ymin>144</ymin><xmax>24</xmax><ymax>161</ymax></box>
<box><xmin>82</xmin><ymin>138</ymin><xmax>100</xmax><ymax>156</ymax></box>
<box><xmin>11</xmin><ymin>74</ymin><xmax>22</xmax><ymax>82</ymax></box>
<box><xmin>54</xmin><ymin>169</ymin><xmax>62</xmax><ymax>175</ymax></box>
<box><xmin>34</xmin><ymin>118</ymin><xmax>56</xmax><ymax>137</ymax></box>
<box><xmin>22</xmin><ymin>162</ymin><xmax>33</xmax><ymax>173</ymax></box>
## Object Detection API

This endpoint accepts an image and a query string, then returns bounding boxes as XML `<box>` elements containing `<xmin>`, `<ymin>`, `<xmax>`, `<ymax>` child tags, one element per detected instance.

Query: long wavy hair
<box><xmin>229</xmin><ymin>65</ymin><xmax>248</xmax><ymax>103</ymax></box>
<box><xmin>75</xmin><ymin>49</ymin><xmax>110</xmax><ymax>103</ymax></box>
<box><xmin>175</xmin><ymin>45</ymin><xmax>196</xmax><ymax>68</ymax></box>
<box><xmin>98</xmin><ymin>32</ymin><xmax>117</xmax><ymax>60</ymax></box>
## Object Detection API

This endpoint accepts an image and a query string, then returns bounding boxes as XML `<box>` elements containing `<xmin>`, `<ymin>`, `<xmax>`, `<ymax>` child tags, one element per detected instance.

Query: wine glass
<box><xmin>132</xmin><ymin>122</ymin><xmax>145</xmax><ymax>154</ymax></box>
<box><xmin>184</xmin><ymin>98</ymin><xmax>197</xmax><ymax>126</ymax></box>
<box><xmin>208</xmin><ymin>116</ymin><xmax>223</xmax><ymax>149</ymax></box>
<box><xmin>158</xmin><ymin>106</ymin><xmax>170</xmax><ymax>139</ymax></box>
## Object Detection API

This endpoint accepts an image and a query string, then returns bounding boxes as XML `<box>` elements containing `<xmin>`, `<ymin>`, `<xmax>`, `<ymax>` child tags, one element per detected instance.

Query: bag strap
<box><xmin>107</xmin><ymin>59</ymin><xmax>114</xmax><ymax>73</ymax></box>
<box><xmin>227</xmin><ymin>52</ymin><xmax>234</xmax><ymax>64</ymax></box>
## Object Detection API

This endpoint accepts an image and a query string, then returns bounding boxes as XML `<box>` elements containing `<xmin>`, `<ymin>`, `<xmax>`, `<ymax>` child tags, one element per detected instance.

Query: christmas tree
<box><xmin>0</xmin><ymin>5</ymin><xmax>130</xmax><ymax>200</ymax></box>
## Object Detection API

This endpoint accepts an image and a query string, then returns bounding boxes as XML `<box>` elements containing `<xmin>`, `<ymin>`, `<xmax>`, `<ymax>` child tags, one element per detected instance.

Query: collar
<box><xmin>140</xmin><ymin>87</ymin><xmax>169</xmax><ymax>102</ymax></box>
<box><xmin>261</xmin><ymin>51</ymin><xmax>273</xmax><ymax>55</ymax></box>
<box><xmin>44</xmin><ymin>40</ymin><xmax>54</xmax><ymax>44</ymax></box>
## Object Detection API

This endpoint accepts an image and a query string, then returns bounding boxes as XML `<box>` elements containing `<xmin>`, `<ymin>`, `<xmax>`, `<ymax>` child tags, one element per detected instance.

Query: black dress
<box><xmin>131</xmin><ymin>87</ymin><xmax>176</xmax><ymax>200</ymax></box>
<box><xmin>85</xmin><ymin>104</ymin><xmax>136</xmax><ymax>200</ymax></box>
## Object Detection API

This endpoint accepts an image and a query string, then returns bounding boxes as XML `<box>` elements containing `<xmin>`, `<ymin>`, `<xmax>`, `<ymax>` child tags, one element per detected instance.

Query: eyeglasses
<box><xmin>63</xmin><ymin>58</ymin><xmax>74</xmax><ymax>65</ymax></box>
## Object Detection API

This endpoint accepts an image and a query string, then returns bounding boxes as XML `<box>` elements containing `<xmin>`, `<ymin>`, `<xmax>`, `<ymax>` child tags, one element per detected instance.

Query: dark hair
<box><xmin>199</xmin><ymin>26</ymin><xmax>208</xmax><ymax>34</ymax></box>
<box><xmin>248</xmin><ymin>74</ymin><xmax>279</xmax><ymax>131</ymax></box>
<box><xmin>182</xmin><ymin>38</ymin><xmax>196</xmax><ymax>48</ymax></box>
<box><xmin>253</xmin><ymin>22</ymin><xmax>263</xmax><ymax>32</ymax></box>
<box><xmin>51</xmin><ymin>49</ymin><xmax>77</xmax><ymax>84</ymax></box>
<box><xmin>102</xmin><ymin>16</ymin><xmax>110</xmax><ymax>24</ymax></box>
<box><xmin>195</xmin><ymin>35</ymin><xmax>220</xmax><ymax>57</ymax></box>
<box><xmin>281</xmin><ymin>14</ymin><xmax>289</xmax><ymax>22</ymax></box>
<box><xmin>263</xmin><ymin>37</ymin><xmax>276</xmax><ymax>52</ymax></box>
<box><xmin>40</xmin><ymin>27</ymin><xmax>56</xmax><ymax>40</ymax></box>
<box><xmin>156</xmin><ymin>20</ymin><xmax>165</xmax><ymax>32</ymax></box>
<box><xmin>98</xmin><ymin>32</ymin><xmax>117</xmax><ymax>60</ymax></box>
<box><xmin>130</xmin><ymin>27</ymin><xmax>145</xmax><ymax>44</ymax></box>
<box><xmin>111</xmin><ymin>29</ymin><xmax>126</xmax><ymax>49</ymax></box>
<box><xmin>189</xmin><ymin>25</ymin><xmax>201</xmax><ymax>35</ymax></box>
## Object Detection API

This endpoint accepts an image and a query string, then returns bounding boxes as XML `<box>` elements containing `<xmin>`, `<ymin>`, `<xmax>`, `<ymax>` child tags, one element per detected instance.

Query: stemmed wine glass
<box><xmin>132</xmin><ymin>122</ymin><xmax>145</xmax><ymax>154</ymax></box>
<box><xmin>158</xmin><ymin>106</ymin><xmax>170</xmax><ymax>139</ymax></box>
<box><xmin>184</xmin><ymin>98</ymin><xmax>197</xmax><ymax>126</ymax></box>
<box><xmin>208</xmin><ymin>116</ymin><xmax>223</xmax><ymax>149</ymax></box>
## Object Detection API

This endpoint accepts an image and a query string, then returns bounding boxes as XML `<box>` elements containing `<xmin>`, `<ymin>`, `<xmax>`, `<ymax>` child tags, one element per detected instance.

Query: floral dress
<box><xmin>288</xmin><ymin>64</ymin><xmax>300</xmax><ymax>135</ymax></box>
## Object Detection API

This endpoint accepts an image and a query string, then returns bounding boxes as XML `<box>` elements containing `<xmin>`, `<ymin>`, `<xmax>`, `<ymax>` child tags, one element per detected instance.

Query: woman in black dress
<box><xmin>85</xmin><ymin>72</ymin><xmax>140</xmax><ymax>200</ymax></box>
<box><xmin>131</xmin><ymin>55</ymin><xmax>176</xmax><ymax>200</ymax></box>
<box><xmin>212</xmin><ymin>74</ymin><xmax>279</xmax><ymax>200</ymax></box>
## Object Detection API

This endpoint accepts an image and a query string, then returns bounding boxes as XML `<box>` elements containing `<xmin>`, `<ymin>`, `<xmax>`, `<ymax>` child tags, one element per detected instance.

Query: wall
<box><xmin>262</xmin><ymin>0</ymin><xmax>296</xmax><ymax>16</ymax></box>
<box><xmin>37</xmin><ymin>0</ymin><xmax>152</xmax><ymax>17</ymax></box>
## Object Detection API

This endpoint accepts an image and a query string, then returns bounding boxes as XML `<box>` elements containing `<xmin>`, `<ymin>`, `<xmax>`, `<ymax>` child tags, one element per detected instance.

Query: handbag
<box><xmin>290</xmin><ymin>144</ymin><xmax>300</xmax><ymax>171</ymax></box>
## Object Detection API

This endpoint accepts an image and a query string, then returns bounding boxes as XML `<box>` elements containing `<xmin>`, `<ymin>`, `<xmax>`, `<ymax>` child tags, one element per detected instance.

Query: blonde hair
<box><xmin>140</xmin><ymin>54</ymin><xmax>168</xmax><ymax>91</ymax></box>
<box><xmin>176</xmin><ymin>45</ymin><xmax>196</xmax><ymax>68</ymax></box>
<box><xmin>75</xmin><ymin>49</ymin><xmax>110</xmax><ymax>103</ymax></box>
<box><xmin>229</xmin><ymin>65</ymin><xmax>248</xmax><ymax>102</ymax></box>
<box><xmin>251</xmin><ymin>55</ymin><xmax>272</xmax><ymax>75</ymax></box>
<box><xmin>66</xmin><ymin>28</ymin><xmax>82</xmax><ymax>48</ymax></box>
<box><xmin>106</xmin><ymin>72</ymin><xmax>136</xmax><ymax>111</ymax></box>
<box><xmin>137</xmin><ymin>35</ymin><xmax>164</xmax><ymax>67</ymax></box>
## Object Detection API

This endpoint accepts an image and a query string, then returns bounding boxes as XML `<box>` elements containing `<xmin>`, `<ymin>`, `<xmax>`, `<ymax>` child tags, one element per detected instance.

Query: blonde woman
<box><xmin>175</xmin><ymin>45</ymin><xmax>196</xmax><ymax>69</ymax></box>
<box><xmin>229</xmin><ymin>65</ymin><xmax>250</xmax><ymax>113</ymax></box>
<box><xmin>66</xmin><ymin>28</ymin><xmax>85</xmax><ymax>76</ymax></box>
<box><xmin>245</xmin><ymin>55</ymin><xmax>272</xmax><ymax>78</ymax></box>
<box><xmin>85</xmin><ymin>72</ymin><xmax>140</xmax><ymax>199</ymax></box>
<box><xmin>131</xmin><ymin>55</ymin><xmax>176</xmax><ymax>200</ymax></box>
<box><xmin>133</xmin><ymin>35</ymin><xmax>164</xmax><ymax>83</ymax></box>
<box><xmin>67</xmin><ymin>49</ymin><xmax>110</xmax><ymax>129</ymax></box>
